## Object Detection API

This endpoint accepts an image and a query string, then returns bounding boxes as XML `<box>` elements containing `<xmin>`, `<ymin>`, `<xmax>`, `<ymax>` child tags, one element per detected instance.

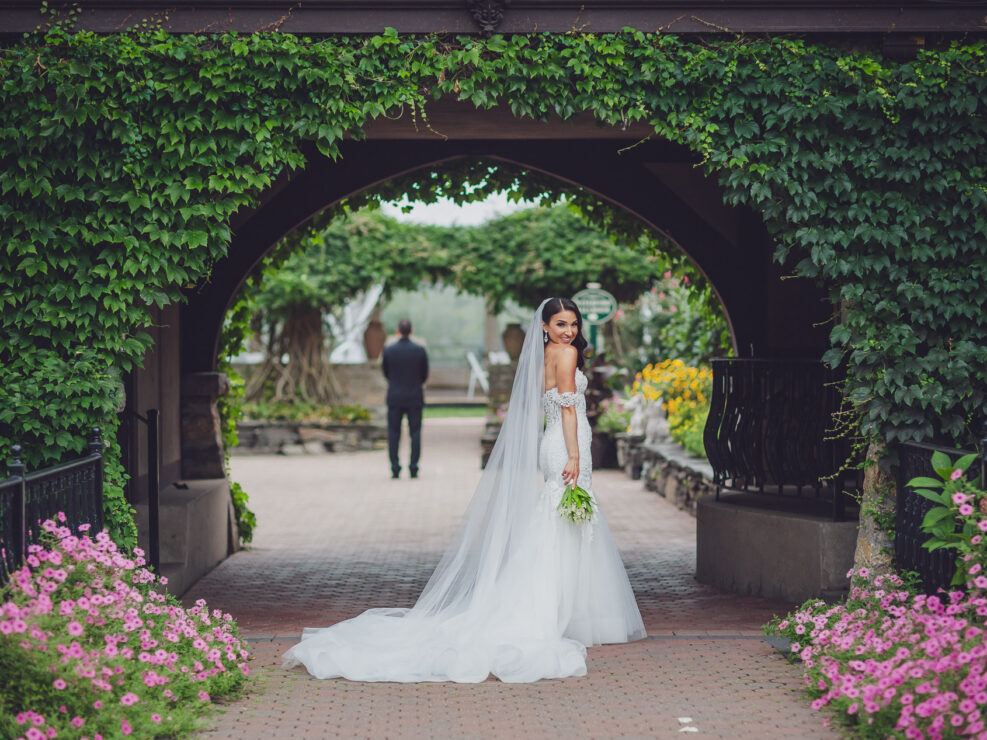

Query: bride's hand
<box><xmin>562</xmin><ymin>456</ymin><xmax>579</xmax><ymax>487</ymax></box>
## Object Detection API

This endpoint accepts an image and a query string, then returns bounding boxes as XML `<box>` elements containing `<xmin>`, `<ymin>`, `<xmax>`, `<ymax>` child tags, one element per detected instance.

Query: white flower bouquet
<box><xmin>557</xmin><ymin>484</ymin><xmax>594</xmax><ymax>523</ymax></box>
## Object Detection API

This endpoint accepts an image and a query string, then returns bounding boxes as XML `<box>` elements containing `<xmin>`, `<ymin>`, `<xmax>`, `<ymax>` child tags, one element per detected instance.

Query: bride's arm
<box><xmin>556</xmin><ymin>347</ymin><xmax>580</xmax><ymax>487</ymax></box>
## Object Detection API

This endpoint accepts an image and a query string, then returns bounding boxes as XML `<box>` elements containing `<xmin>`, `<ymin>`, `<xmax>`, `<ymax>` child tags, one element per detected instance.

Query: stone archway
<box><xmin>183</xmin><ymin>135</ymin><xmax>829</xmax><ymax>374</ymax></box>
<box><xmin>128</xmin><ymin>104</ymin><xmax>831</xmax><ymax>593</ymax></box>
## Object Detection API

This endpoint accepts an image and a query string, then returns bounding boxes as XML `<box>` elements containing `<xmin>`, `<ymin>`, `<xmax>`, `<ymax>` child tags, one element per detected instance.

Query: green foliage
<box><xmin>2</xmin><ymin>25</ymin><xmax>986</xmax><ymax>545</ymax></box>
<box><xmin>668</xmin><ymin>402</ymin><xmax>709</xmax><ymax>459</ymax></box>
<box><xmin>614</xmin><ymin>276</ymin><xmax>732</xmax><ymax>371</ymax></box>
<box><xmin>908</xmin><ymin>451</ymin><xmax>986</xmax><ymax>585</ymax></box>
<box><xmin>446</xmin><ymin>205</ymin><xmax>671</xmax><ymax>310</ymax></box>
<box><xmin>216</xmin><ymin>287</ymin><xmax>257</xmax><ymax>545</ymax></box>
<box><xmin>254</xmin><ymin>203</ymin><xmax>674</xmax><ymax>324</ymax></box>
<box><xmin>255</xmin><ymin>210</ymin><xmax>448</xmax><ymax>321</ymax></box>
<box><xmin>241</xmin><ymin>401</ymin><xmax>371</xmax><ymax>424</ymax></box>
<box><xmin>0</xmin><ymin>522</ymin><xmax>249</xmax><ymax>738</ymax></box>
<box><xmin>594</xmin><ymin>398</ymin><xmax>632</xmax><ymax>435</ymax></box>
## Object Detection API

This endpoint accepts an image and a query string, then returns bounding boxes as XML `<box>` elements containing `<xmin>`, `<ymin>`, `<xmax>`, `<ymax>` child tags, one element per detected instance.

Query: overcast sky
<box><xmin>380</xmin><ymin>192</ymin><xmax>536</xmax><ymax>226</ymax></box>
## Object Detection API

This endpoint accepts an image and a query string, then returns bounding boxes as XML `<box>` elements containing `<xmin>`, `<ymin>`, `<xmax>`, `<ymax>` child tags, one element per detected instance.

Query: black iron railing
<box><xmin>703</xmin><ymin>359</ymin><xmax>852</xmax><ymax>519</ymax></box>
<box><xmin>0</xmin><ymin>429</ymin><xmax>104</xmax><ymax>579</ymax></box>
<box><xmin>896</xmin><ymin>438</ymin><xmax>985</xmax><ymax>594</ymax></box>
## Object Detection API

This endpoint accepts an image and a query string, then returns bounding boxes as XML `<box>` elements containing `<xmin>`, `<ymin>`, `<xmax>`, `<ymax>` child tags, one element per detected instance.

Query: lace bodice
<box><xmin>542</xmin><ymin>369</ymin><xmax>588</xmax><ymax>425</ymax></box>
<box><xmin>540</xmin><ymin>368</ymin><xmax>593</xmax><ymax>498</ymax></box>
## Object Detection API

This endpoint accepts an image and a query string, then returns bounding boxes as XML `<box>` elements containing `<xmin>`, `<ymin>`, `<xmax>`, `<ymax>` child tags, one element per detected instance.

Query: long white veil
<box><xmin>284</xmin><ymin>297</ymin><xmax>645</xmax><ymax>682</ymax></box>
<box><xmin>411</xmin><ymin>299</ymin><xmax>550</xmax><ymax>616</ymax></box>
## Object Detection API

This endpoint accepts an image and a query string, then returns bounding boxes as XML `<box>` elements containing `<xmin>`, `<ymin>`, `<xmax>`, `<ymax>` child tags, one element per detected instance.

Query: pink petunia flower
<box><xmin>951</xmin><ymin>468</ymin><xmax>964</xmax><ymax>481</ymax></box>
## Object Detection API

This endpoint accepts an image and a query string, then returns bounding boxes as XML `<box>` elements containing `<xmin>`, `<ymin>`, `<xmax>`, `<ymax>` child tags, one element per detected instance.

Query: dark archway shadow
<box><xmin>181</xmin><ymin>136</ymin><xmax>830</xmax><ymax>373</ymax></box>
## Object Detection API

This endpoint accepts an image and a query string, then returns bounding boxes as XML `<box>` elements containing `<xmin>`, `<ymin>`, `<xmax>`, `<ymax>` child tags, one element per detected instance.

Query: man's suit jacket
<box><xmin>382</xmin><ymin>337</ymin><xmax>429</xmax><ymax>407</ymax></box>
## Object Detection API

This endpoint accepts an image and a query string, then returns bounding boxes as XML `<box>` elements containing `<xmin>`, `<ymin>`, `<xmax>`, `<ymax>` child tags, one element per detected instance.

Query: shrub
<box><xmin>241</xmin><ymin>400</ymin><xmax>371</xmax><ymax>424</ymax></box>
<box><xmin>767</xmin><ymin>454</ymin><xmax>987</xmax><ymax>739</ymax></box>
<box><xmin>906</xmin><ymin>451</ymin><xmax>986</xmax><ymax>587</ymax></box>
<box><xmin>667</xmin><ymin>401</ymin><xmax>709</xmax><ymax>458</ymax></box>
<box><xmin>767</xmin><ymin>568</ymin><xmax>987</xmax><ymax>740</ymax></box>
<box><xmin>631</xmin><ymin>359</ymin><xmax>712</xmax><ymax>457</ymax></box>
<box><xmin>594</xmin><ymin>397</ymin><xmax>632</xmax><ymax>435</ymax></box>
<box><xmin>0</xmin><ymin>517</ymin><xmax>250</xmax><ymax>739</ymax></box>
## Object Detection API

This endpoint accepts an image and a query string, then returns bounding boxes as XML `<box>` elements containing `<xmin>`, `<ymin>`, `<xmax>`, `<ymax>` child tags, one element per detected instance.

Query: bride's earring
<box><xmin>543</xmin><ymin>330</ymin><xmax>548</xmax><ymax>344</ymax></box>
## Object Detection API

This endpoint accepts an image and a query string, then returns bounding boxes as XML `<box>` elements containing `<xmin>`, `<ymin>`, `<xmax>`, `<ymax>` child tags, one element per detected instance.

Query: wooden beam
<box><xmin>2</xmin><ymin>1</ymin><xmax>985</xmax><ymax>37</ymax></box>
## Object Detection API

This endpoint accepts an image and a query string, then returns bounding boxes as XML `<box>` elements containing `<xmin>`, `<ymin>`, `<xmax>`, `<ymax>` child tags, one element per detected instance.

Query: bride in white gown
<box><xmin>283</xmin><ymin>297</ymin><xmax>645</xmax><ymax>682</ymax></box>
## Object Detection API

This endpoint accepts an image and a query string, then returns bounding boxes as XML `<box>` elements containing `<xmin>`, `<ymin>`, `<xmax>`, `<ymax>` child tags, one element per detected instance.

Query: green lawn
<box><xmin>423</xmin><ymin>405</ymin><xmax>487</xmax><ymax>419</ymax></box>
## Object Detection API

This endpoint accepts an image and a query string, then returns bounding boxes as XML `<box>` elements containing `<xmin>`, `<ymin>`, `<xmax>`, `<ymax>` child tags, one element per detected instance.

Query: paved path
<box><xmin>186</xmin><ymin>418</ymin><xmax>833</xmax><ymax>739</ymax></box>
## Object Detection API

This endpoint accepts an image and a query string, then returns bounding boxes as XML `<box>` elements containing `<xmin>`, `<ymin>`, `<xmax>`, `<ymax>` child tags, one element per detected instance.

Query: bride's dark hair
<box><xmin>541</xmin><ymin>297</ymin><xmax>588</xmax><ymax>370</ymax></box>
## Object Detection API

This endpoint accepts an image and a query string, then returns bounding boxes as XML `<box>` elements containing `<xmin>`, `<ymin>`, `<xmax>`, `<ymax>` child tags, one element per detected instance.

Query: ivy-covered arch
<box><xmin>2</xmin><ymin>26</ymin><xmax>986</xmax><ymax>545</ymax></box>
<box><xmin>182</xmin><ymin>138</ymin><xmax>820</xmax><ymax>378</ymax></box>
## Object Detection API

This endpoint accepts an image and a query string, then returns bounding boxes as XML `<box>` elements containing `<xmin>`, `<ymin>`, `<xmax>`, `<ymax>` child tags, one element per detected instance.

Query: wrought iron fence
<box><xmin>0</xmin><ymin>428</ymin><xmax>104</xmax><ymax>581</ymax></box>
<box><xmin>703</xmin><ymin>358</ymin><xmax>853</xmax><ymax>519</ymax></box>
<box><xmin>896</xmin><ymin>439</ymin><xmax>985</xmax><ymax>594</ymax></box>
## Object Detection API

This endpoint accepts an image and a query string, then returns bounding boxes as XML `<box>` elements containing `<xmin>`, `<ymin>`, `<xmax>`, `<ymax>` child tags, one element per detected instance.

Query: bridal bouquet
<box><xmin>557</xmin><ymin>484</ymin><xmax>595</xmax><ymax>523</ymax></box>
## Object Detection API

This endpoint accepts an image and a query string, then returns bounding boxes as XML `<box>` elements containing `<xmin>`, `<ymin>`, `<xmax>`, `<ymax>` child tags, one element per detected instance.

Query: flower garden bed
<box><xmin>1</xmin><ymin>516</ymin><xmax>250</xmax><ymax>739</ymax></box>
<box><xmin>766</xmin><ymin>453</ymin><xmax>987</xmax><ymax>739</ymax></box>
<box><xmin>630</xmin><ymin>359</ymin><xmax>712</xmax><ymax>459</ymax></box>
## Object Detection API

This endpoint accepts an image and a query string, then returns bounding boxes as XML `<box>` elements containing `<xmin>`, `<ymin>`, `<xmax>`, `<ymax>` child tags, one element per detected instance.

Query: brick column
<box><xmin>181</xmin><ymin>372</ymin><xmax>230</xmax><ymax>479</ymax></box>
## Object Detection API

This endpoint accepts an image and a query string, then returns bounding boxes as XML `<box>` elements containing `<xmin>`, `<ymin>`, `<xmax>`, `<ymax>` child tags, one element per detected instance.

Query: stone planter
<box><xmin>616</xmin><ymin>433</ymin><xmax>646</xmax><ymax>479</ymax></box>
<box><xmin>591</xmin><ymin>431</ymin><xmax>620</xmax><ymax>469</ymax></box>
<box><xmin>234</xmin><ymin>420</ymin><xmax>387</xmax><ymax>454</ymax></box>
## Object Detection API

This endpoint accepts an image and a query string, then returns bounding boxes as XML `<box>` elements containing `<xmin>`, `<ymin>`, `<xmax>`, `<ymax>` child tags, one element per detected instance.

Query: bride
<box><xmin>283</xmin><ymin>297</ymin><xmax>645</xmax><ymax>682</ymax></box>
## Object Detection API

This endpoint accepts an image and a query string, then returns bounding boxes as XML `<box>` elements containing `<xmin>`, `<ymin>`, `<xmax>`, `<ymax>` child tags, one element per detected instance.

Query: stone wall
<box><xmin>234</xmin><ymin>421</ymin><xmax>387</xmax><ymax>455</ymax></box>
<box><xmin>616</xmin><ymin>434</ymin><xmax>717</xmax><ymax>516</ymax></box>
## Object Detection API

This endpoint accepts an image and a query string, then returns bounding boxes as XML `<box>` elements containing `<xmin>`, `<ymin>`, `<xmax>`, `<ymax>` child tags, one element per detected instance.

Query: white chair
<box><xmin>487</xmin><ymin>350</ymin><xmax>510</xmax><ymax>365</ymax></box>
<box><xmin>466</xmin><ymin>351</ymin><xmax>490</xmax><ymax>399</ymax></box>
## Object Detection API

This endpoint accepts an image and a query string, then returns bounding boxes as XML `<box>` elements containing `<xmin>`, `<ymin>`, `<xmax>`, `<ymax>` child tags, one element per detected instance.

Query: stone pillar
<box><xmin>181</xmin><ymin>372</ymin><xmax>230</xmax><ymax>479</ymax></box>
<box><xmin>481</xmin><ymin>363</ymin><xmax>517</xmax><ymax>467</ymax></box>
<box><xmin>484</xmin><ymin>303</ymin><xmax>500</xmax><ymax>355</ymax></box>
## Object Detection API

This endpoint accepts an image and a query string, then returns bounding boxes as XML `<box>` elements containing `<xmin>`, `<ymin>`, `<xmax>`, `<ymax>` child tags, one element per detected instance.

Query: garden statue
<box><xmin>625</xmin><ymin>394</ymin><xmax>647</xmax><ymax>437</ymax></box>
<box><xmin>643</xmin><ymin>401</ymin><xmax>669</xmax><ymax>445</ymax></box>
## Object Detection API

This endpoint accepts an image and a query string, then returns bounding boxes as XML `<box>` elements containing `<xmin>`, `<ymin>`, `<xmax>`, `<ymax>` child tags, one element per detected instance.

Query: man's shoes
<box><xmin>391</xmin><ymin>470</ymin><xmax>401</xmax><ymax>479</ymax></box>
<box><xmin>410</xmin><ymin>469</ymin><xmax>419</xmax><ymax>479</ymax></box>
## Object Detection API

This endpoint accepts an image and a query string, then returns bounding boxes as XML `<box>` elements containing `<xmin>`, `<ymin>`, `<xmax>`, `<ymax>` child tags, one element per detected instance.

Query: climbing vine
<box><xmin>2</xmin><ymin>21</ymin><xmax>986</xmax><ymax>544</ymax></box>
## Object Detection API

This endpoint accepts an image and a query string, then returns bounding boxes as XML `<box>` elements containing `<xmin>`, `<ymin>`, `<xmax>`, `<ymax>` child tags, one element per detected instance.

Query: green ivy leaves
<box><xmin>1</xmin><ymin>27</ymin><xmax>986</xmax><ymax>546</ymax></box>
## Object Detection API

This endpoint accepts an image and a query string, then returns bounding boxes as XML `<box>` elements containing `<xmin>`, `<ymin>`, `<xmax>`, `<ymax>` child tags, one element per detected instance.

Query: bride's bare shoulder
<box><xmin>546</xmin><ymin>344</ymin><xmax>577</xmax><ymax>364</ymax></box>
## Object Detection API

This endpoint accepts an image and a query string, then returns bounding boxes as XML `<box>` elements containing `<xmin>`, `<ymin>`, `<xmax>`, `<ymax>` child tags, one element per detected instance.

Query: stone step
<box><xmin>135</xmin><ymin>478</ymin><xmax>234</xmax><ymax>596</ymax></box>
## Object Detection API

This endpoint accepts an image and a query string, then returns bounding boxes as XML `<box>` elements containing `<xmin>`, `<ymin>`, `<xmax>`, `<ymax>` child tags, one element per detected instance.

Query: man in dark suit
<box><xmin>382</xmin><ymin>318</ymin><xmax>429</xmax><ymax>479</ymax></box>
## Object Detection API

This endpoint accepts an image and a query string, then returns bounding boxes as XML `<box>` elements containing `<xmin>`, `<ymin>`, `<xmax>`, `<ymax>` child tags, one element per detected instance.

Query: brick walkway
<box><xmin>187</xmin><ymin>418</ymin><xmax>834</xmax><ymax>739</ymax></box>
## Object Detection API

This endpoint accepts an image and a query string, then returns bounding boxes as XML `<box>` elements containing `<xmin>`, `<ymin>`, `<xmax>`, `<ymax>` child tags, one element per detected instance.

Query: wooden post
<box><xmin>147</xmin><ymin>410</ymin><xmax>160</xmax><ymax>572</ymax></box>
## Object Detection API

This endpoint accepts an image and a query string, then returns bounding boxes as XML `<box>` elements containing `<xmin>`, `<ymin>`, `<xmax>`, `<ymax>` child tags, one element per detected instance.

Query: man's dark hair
<box><xmin>397</xmin><ymin>318</ymin><xmax>412</xmax><ymax>336</ymax></box>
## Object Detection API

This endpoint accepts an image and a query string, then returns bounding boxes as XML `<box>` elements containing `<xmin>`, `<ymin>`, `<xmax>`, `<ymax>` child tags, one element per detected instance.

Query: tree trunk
<box><xmin>245</xmin><ymin>306</ymin><xmax>340</xmax><ymax>403</ymax></box>
<box><xmin>851</xmin><ymin>440</ymin><xmax>897</xmax><ymax>576</ymax></box>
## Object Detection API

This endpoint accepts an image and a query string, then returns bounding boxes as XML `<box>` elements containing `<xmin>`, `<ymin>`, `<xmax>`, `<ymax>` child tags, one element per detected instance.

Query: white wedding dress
<box><xmin>283</xmin><ymin>304</ymin><xmax>645</xmax><ymax>683</ymax></box>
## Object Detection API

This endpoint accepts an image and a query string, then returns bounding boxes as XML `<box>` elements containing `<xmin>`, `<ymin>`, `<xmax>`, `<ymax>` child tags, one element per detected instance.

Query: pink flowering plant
<box><xmin>766</xmin><ymin>567</ymin><xmax>987</xmax><ymax>739</ymax></box>
<box><xmin>906</xmin><ymin>451</ymin><xmax>986</xmax><ymax>587</ymax></box>
<box><xmin>0</xmin><ymin>515</ymin><xmax>250</xmax><ymax>739</ymax></box>
<box><xmin>765</xmin><ymin>453</ymin><xmax>987</xmax><ymax>739</ymax></box>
